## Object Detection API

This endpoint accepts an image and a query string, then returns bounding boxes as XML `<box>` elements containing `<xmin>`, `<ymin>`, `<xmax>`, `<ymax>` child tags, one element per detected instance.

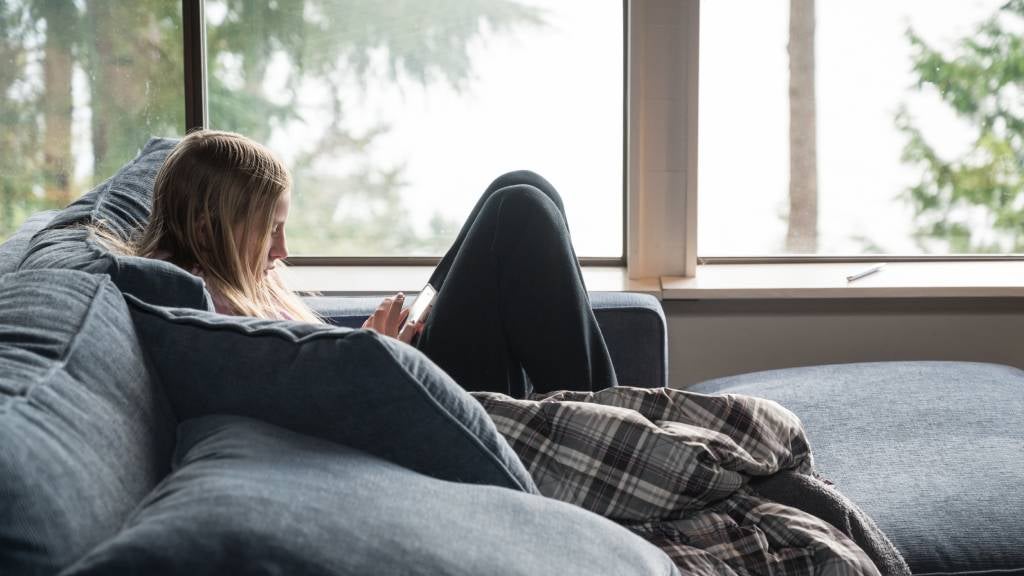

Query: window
<box><xmin>204</xmin><ymin>0</ymin><xmax>624</xmax><ymax>258</ymax></box>
<box><xmin>1</xmin><ymin>0</ymin><xmax>624</xmax><ymax>261</ymax></box>
<box><xmin>0</xmin><ymin>0</ymin><xmax>184</xmax><ymax>241</ymax></box>
<box><xmin>698</xmin><ymin>0</ymin><xmax>1020</xmax><ymax>257</ymax></box>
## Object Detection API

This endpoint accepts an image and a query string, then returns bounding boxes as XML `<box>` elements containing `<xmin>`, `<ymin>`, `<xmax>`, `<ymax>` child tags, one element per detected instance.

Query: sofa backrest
<box><xmin>0</xmin><ymin>269</ymin><xmax>176</xmax><ymax>575</ymax></box>
<box><xmin>17</xmin><ymin>137</ymin><xmax>212</xmax><ymax>311</ymax></box>
<box><xmin>0</xmin><ymin>210</ymin><xmax>57</xmax><ymax>275</ymax></box>
<box><xmin>306</xmin><ymin>291</ymin><xmax>669</xmax><ymax>389</ymax></box>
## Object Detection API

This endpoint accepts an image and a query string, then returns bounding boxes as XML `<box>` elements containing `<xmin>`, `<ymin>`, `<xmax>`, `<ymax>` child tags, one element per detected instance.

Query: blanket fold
<box><xmin>473</xmin><ymin>386</ymin><xmax>902</xmax><ymax>576</ymax></box>
<box><xmin>748</xmin><ymin>472</ymin><xmax>911</xmax><ymax>576</ymax></box>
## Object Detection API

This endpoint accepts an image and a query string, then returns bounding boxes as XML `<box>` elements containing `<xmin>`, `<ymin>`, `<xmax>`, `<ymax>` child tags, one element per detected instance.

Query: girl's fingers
<box><xmin>362</xmin><ymin>311</ymin><xmax>376</xmax><ymax>330</ymax></box>
<box><xmin>386</xmin><ymin>293</ymin><xmax>405</xmax><ymax>331</ymax></box>
<box><xmin>363</xmin><ymin>294</ymin><xmax>407</xmax><ymax>337</ymax></box>
<box><xmin>398</xmin><ymin>320</ymin><xmax>417</xmax><ymax>344</ymax></box>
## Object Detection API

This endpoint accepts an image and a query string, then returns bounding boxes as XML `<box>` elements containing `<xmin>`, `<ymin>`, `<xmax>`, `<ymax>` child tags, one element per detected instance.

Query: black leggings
<box><xmin>415</xmin><ymin>170</ymin><xmax>618</xmax><ymax>397</ymax></box>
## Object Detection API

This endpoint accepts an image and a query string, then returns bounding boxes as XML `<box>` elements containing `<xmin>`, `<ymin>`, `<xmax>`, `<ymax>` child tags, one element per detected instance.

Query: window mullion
<box><xmin>182</xmin><ymin>0</ymin><xmax>207</xmax><ymax>131</ymax></box>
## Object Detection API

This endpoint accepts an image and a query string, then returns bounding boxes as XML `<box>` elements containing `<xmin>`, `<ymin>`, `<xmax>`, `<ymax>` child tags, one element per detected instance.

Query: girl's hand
<box><xmin>362</xmin><ymin>293</ymin><xmax>424</xmax><ymax>344</ymax></box>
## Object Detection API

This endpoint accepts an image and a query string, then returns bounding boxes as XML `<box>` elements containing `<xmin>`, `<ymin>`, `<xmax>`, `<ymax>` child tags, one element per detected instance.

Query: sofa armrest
<box><xmin>591</xmin><ymin>292</ymin><xmax>668</xmax><ymax>389</ymax></box>
<box><xmin>304</xmin><ymin>291</ymin><xmax>667</xmax><ymax>390</ymax></box>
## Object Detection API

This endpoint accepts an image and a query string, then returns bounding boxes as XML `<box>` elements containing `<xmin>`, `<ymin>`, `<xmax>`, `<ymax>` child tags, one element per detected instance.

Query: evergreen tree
<box><xmin>898</xmin><ymin>0</ymin><xmax>1024</xmax><ymax>252</ymax></box>
<box><xmin>0</xmin><ymin>0</ymin><xmax>542</xmax><ymax>256</ymax></box>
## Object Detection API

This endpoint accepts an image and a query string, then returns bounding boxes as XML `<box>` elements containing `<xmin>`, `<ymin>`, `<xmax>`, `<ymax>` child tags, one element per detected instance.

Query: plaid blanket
<box><xmin>472</xmin><ymin>387</ymin><xmax>880</xmax><ymax>576</ymax></box>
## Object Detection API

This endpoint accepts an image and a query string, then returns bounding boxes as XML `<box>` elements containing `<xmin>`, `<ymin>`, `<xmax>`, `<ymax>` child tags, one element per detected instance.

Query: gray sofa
<box><xmin>4</xmin><ymin>136</ymin><xmax>1021</xmax><ymax>575</ymax></box>
<box><xmin>0</xmin><ymin>138</ymin><xmax>676</xmax><ymax>575</ymax></box>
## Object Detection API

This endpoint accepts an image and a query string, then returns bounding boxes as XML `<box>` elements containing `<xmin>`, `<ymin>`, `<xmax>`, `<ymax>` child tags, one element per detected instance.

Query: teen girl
<box><xmin>133</xmin><ymin>129</ymin><xmax>617</xmax><ymax>396</ymax></box>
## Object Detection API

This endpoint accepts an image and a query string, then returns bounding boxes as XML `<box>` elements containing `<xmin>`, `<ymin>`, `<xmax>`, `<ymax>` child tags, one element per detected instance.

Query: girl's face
<box><xmin>260</xmin><ymin>189</ymin><xmax>291</xmax><ymax>276</ymax></box>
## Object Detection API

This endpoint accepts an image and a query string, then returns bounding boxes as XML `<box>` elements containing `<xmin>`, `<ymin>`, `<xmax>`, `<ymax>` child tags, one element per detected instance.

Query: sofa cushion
<box><xmin>125</xmin><ymin>295</ymin><xmax>537</xmax><ymax>493</ymax></box>
<box><xmin>0</xmin><ymin>210</ymin><xmax>57</xmax><ymax>275</ymax></box>
<box><xmin>62</xmin><ymin>415</ymin><xmax>678</xmax><ymax>576</ymax></box>
<box><xmin>689</xmin><ymin>361</ymin><xmax>1024</xmax><ymax>576</ymax></box>
<box><xmin>0</xmin><ymin>269</ymin><xmax>176</xmax><ymax>575</ymax></box>
<box><xmin>21</xmin><ymin>227</ymin><xmax>211</xmax><ymax>309</ymax></box>
<box><xmin>17</xmin><ymin>137</ymin><xmax>212</xmax><ymax>310</ymax></box>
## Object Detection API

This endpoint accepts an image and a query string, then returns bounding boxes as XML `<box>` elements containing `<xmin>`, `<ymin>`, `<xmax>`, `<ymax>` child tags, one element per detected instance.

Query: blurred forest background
<box><xmin>3</xmin><ymin>0</ymin><xmax>1024</xmax><ymax>254</ymax></box>
<box><xmin>0</xmin><ymin>0</ymin><xmax>540</xmax><ymax>253</ymax></box>
<box><xmin>898</xmin><ymin>0</ymin><xmax>1024</xmax><ymax>252</ymax></box>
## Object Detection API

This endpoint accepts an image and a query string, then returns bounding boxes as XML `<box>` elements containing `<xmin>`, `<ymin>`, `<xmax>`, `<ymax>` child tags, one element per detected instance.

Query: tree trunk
<box><xmin>86</xmin><ymin>0</ymin><xmax>171</xmax><ymax>182</ymax></box>
<box><xmin>41</xmin><ymin>0</ymin><xmax>76</xmax><ymax>207</ymax></box>
<box><xmin>86</xmin><ymin>0</ymin><xmax>110</xmax><ymax>180</ymax></box>
<box><xmin>786</xmin><ymin>0</ymin><xmax>818</xmax><ymax>253</ymax></box>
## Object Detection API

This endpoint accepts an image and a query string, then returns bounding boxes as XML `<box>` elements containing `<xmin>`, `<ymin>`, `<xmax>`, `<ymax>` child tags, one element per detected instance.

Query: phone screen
<box><xmin>405</xmin><ymin>284</ymin><xmax>437</xmax><ymax>327</ymax></box>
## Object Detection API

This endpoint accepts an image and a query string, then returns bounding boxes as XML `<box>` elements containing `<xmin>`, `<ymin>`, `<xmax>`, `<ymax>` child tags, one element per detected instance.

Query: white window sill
<box><xmin>662</xmin><ymin>261</ymin><xmax>1024</xmax><ymax>300</ymax></box>
<box><xmin>280</xmin><ymin>265</ymin><xmax>662</xmax><ymax>297</ymax></box>
<box><xmin>282</xmin><ymin>261</ymin><xmax>1024</xmax><ymax>300</ymax></box>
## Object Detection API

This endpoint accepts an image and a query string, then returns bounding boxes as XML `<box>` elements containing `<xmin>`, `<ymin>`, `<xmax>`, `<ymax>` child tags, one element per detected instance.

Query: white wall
<box><xmin>666</xmin><ymin>299</ymin><xmax>1024</xmax><ymax>388</ymax></box>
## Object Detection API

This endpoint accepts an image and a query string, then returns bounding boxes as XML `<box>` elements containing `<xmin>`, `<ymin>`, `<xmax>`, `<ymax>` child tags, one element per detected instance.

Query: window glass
<box><xmin>205</xmin><ymin>0</ymin><xmax>623</xmax><ymax>257</ymax></box>
<box><xmin>0</xmin><ymin>0</ymin><xmax>184</xmax><ymax>241</ymax></box>
<box><xmin>699</xmin><ymin>0</ymin><xmax>1016</xmax><ymax>256</ymax></box>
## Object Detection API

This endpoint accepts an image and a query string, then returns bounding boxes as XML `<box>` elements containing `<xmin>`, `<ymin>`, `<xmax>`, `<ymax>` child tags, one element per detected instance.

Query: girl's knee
<box><xmin>490</xmin><ymin>185</ymin><xmax>564</xmax><ymax>228</ymax></box>
<box><xmin>490</xmin><ymin>170</ymin><xmax>545</xmax><ymax>188</ymax></box>
<box><xmin>486</xmin><ymin>171</ymin><xmax>563</xmax><ymax>208</ymax></box>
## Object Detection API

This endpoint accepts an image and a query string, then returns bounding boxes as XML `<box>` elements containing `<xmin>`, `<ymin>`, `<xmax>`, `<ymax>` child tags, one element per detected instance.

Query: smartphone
<box><xmin>403</xmin><ymin>283</ymin><xmax>437</xmax><ymax>328</ymax></box>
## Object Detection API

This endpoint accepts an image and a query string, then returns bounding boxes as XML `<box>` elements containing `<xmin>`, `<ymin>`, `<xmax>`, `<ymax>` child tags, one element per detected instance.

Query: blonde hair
<box><xmin>130</xmin><ymin>130</ymin><xmax>320</xmax><ymax>323</ymax></box>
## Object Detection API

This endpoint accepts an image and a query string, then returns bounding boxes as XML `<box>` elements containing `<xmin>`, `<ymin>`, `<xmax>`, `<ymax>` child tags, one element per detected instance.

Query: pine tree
<box><xmin>899</xmin><ymin>0</ymin><xmax>1024</xmax><ymax>252</ymax></box>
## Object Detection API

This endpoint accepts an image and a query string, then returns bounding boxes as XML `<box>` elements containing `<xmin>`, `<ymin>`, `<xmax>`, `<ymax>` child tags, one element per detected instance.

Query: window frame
<box><xmin>184</xmin><ymin>0</ymin><xmax>1022</xmax><ymax>277</ymax></box>
<box><xmin>690</xmin><ymin>0</ymin><xmax>1024</xmax><ymax>267</ymax></box>
<box><xmin>179</xmin><ymin>0</ymin><xmax>628</xmax><ymax>267</ymax></box>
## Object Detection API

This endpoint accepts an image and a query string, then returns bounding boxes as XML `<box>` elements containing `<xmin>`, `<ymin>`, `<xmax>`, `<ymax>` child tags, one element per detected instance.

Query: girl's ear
<box><xmin>195</xmin><ymin>215</ymin><xmax>212</xmax><ymax>250</ymax></box>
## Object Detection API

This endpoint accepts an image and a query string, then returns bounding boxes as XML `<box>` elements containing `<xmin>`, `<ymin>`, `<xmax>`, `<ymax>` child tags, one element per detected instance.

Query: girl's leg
<box><xmin>416</xmin><ymin>171</ymin><xmax>617</xmax><ymax>396</ymax></box>
<box><xmin>429</xmin><ymin>170</ymin><xmax>573</xmax><ymax>289</ymax></box>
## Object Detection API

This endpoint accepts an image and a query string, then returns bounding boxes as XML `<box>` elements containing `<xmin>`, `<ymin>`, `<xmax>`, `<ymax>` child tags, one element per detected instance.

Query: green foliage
<box><xmin>0</xmin><ymin>0</ymin><xmax>44</xmax><ymax>232</ymax></box>
<box><xmin>899</xmin><ymin>0</ymin><xmax>1024</xmax><ymax>252</ymax></box>
<box><xmin>0</xmin><ymin>0</ymin><xmax>543</xmax><ymax>255</ymax></box>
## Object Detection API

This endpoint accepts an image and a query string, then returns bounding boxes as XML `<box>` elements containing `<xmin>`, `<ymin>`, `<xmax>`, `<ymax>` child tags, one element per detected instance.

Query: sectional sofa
<box><xmin>0</xmin><ymin>138</ymin><xmax>678</xmax><ymax>575</ymax></box>
<box><xmin>2</xmin><ymin>137</ymin><xmax>1021</xmax><ymax>575</ymax></box>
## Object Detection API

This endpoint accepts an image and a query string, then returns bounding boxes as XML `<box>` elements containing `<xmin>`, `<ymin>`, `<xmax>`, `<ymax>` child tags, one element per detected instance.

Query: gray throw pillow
<box><xmin>0</xmin><ymin>270</ymin><xmax>176</xmax><ymax>576</ymax></box>
<box><xmin>61</xmin><ymin>415</ymin><xmax>679</xmax><ymax>576</ymax></box>
<box><xmin>125</xmin><ymin>295</ymin><xmax>538</xmax><ymax>493</ymax></box>
<box><xmin>19</xmin><ymin>226</ymin><xmax>211</xmax><ymax>310</ymax></box>
<box><xmin>17</xmin><ymin>136</ymin><xmax>211</xmax><ymax>310</ymax></box>
<box><xmin>0</xmin><ymin>210</ymin><xmax>57</xmax><ymax>275</ymax></box>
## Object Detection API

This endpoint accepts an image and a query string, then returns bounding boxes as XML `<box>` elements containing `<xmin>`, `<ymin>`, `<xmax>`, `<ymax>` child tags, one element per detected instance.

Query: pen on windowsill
<box><xmin>846</xmin><ymin>263</ymin><xmax>886</xmax><ymax>283</ymax></box>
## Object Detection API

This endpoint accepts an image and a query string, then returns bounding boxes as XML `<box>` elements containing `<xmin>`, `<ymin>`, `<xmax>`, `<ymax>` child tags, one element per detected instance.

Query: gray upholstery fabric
<box><xmin>0</xmin><ymin>210</ymin><xmax>57</xmax><ymax>275</ymax></box>
<box><xmin>592</xmin><ymin>291</ymin><xmax>667</xmax><ymax>389</ymax></box>
<box><xmin>0</xmin><ymin>270</ymin><xmax>176</xmax><ymax>576</ymax></box>
<box><xmin>20</xmin><ymin>227</ymin><xmax>211</xmax><ymax>310</ymax></box>
<box><xmin>125</xmin><ymin>295</ymin><xmax>538</xmax><ymax>493</ymax></box>
<box><xmin>306</xmin><ymin>290</ymin><xmax>668</xmax><ymax>389</ymax></box>
<box><xmin>17</xmin><ymin>137</ymin><xmax>212</xmax><ymax>310</ymax></box>
<box><xmin>62</xmin><ymin>415</ymin><xmax>679</xmax><ymax>576</ymax></box>
<box><xmin>689</xmin><ymin>361</ymin><xmax>1024</xmax><ymax>576</ymax></box>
